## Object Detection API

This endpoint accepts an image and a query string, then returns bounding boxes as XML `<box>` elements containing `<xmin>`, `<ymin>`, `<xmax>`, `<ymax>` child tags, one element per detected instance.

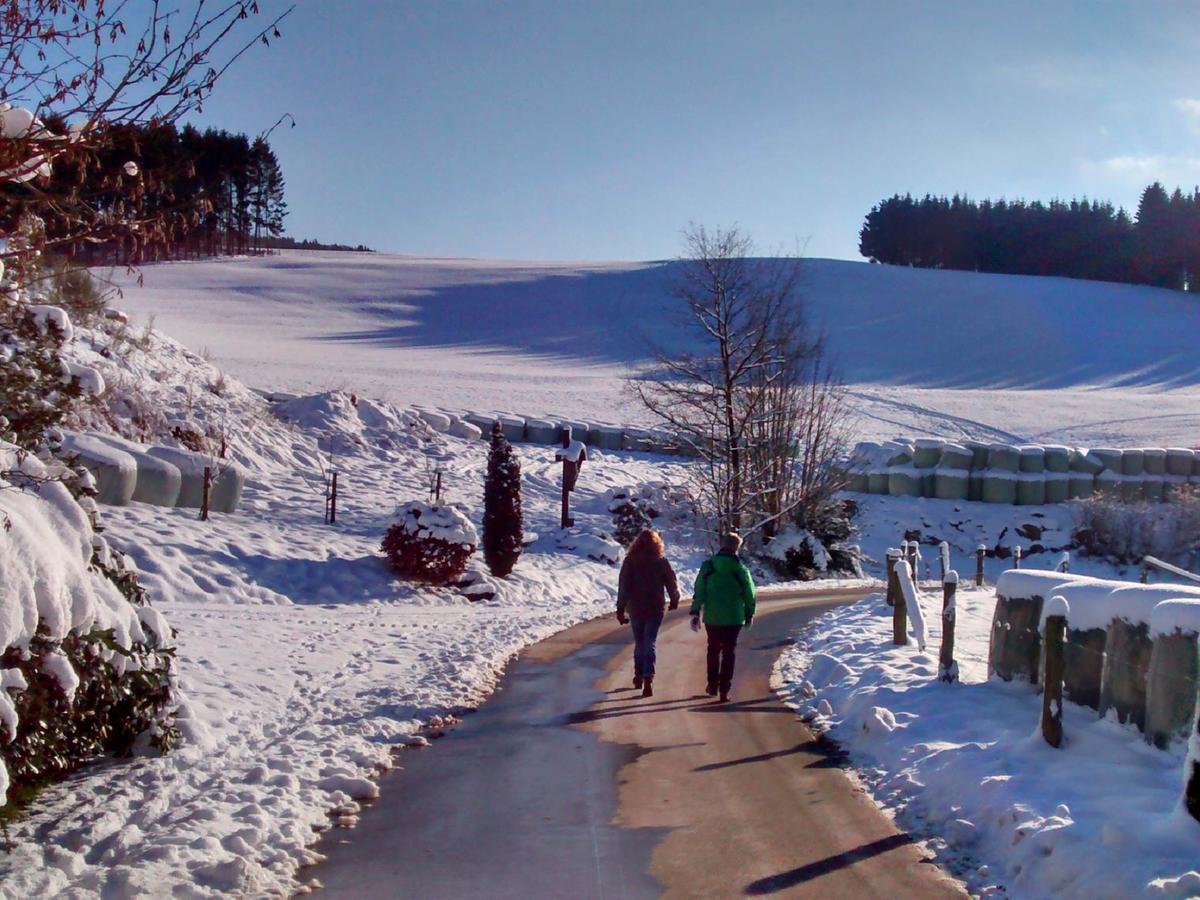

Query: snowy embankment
<box><xmin>0</xmin><ymin>317</ymin><xmax>705</xmax><ymax>897</ymax></box>
<box><xmin>776</xmin><ymin>585</ymin><xmax>1200</xmax><ymax>898</ymax></box>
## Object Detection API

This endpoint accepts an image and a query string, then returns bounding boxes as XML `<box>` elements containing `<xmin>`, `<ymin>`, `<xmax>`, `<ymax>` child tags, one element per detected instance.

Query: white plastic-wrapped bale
<box><xmin>940</xmin><ymin>443</ymin><xmax>972</xmax><ymax>470</ymax></box>
<box><xmin>448</xmin><ymin>416</ymin><xmax>483</xmax><ymax>441</ymax></box>
<box><xmin>1043</xmin><ymin>445</ymin><xmax>1071</xmax><ymax>473</ymax></box>
<box><xmin>464</xmin><ymin>412</ymin><xmax>497</xmax><ymax>436</ymax></box>
<box><xmin>868</xmin><ymin>471</ymin><xmax>889</xmax><ymax>495</ymax></box>
<box><xmin>990</xmin><ymin>570</ymin><xmax>1089</xmax><ymax>683</ymax></box>
<box><xmin>934</xmin><ymin>468</ymin><xmax>969</xmax><ymax>500</ymax></box>
<box><xmin>968</xmin><ymin>470</ymin><xmax>984</xmax><ymax>502</ymax></box>
<box><xmin>59</xmin><ymin>433</ymin><xmax>136</xmax><ymax>506</ymax></box>
<box><xmin>887</xmin><ymin>464</ymin><xmax>921</xmax><ymax>498</ymax></box>
<box><xmin>1068</xmin><ymin>472</ymin><xmax>1095</xmax><ymax>500</ymax></box>
<box><xmin>523</xmin><ymin>417</ymin><xmax>559</xmax><ymax>445</ymax></box>
<box><xmin>964</xmin><ymin>440</ymin><xmax>990</xmax><ymax>470</ymax></box>
<box><xmin>90</xmin><ymin>433</ymin><xmax>182</xmax><ymax>508</ymax></box>
<box><xmin>846</xmin><ymin>442</ymin><xmax>880</xmax><ymax>493</ymax></box>
<box><xmin>146</xmin><ymin>446</ymin><xmax>245</xmax><ymax>513</ymax></box>
<box><xmin>884</xmin><ymin>440</ymin><xmax>913</xmax><ymax>466</ymax></box>
<box><xmin>912</xmin><ymin>438</ymin><xmax>944</xmax><ymax>469</ymax></box>
<box><xmin>1044</xmin><ymin>472</ymin><xmax>1070</xmax><ymax>504</ymax></box>
<box><xmin>1038</xmin><ymin>579</ymin><xmax>1127</xmax><ymax>711</ymax></box>
<box><xmin>413</xmin><ymin>408</ymin><xmax>452</xmax><ymax>433</ymax></box>
<box><xmin>1088</xmin><ymin>447</ymin><xmax>1123</xmax><ymax>474</ymax></box>
<box><xmin>1097</xmin><ymin>585</ymin><xmax>1200</xmax><ymax>733</ymax></box>
<box><xmin>1166</xmin><ymin>448</ymin><xmax>1195</xmax><ymax>477</ymax></box>
<box><xmin>589</xmin><ymin>424</ymin><xmax>624</xmax><ymax>451</ymax></box>
<box><xmin>621</xmin><ymin>428</ymin><xmax>653</xmax><ymax>452</ymax></box>
<box><xmin>988</xmin><ymin>444</ymin><xmax>1020</xmax><ymax>473</ymax></box>
<box><xmin>981</xmin><ymin>470</ymin><xmax>1017</xmax><ymax>504</ymax></box>
<box><xmin>494</xmin><ymin>413</ymin><xmax>526</xmax><ymax>443</ymax></box>
<box><xmin>1143</xmin><ymin>448</ymin><xmax>1167</xmax><ymax>476</ymax></box>
<box><xmin>1070</xmin><ymin>448</ymin><xmax>1105</xmax><ymax>475</ymax></box>
<box><xmin>1015</xmin><ymin>473</ymin><xmax>1045</xmax><ymax>506</ymax></box>
<box><xmin>1145</xmin><ymin>599</ymin><xmax>1200</xmax><ymax>750</ymax></box>
<box><xmin>1121</xmin><ymin>448</ymin><xmax>1145</xmax><ymax>477</ymax></box>
<box><xmin>1018</xmin><ymin>445</ymin><xmax>1045</xmax><ymax>473</ymax></box>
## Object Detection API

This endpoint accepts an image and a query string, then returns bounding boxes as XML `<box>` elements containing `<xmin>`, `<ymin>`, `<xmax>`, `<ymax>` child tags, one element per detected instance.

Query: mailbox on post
<box><xmin>555</xmin><ymin>426</ymin><xmax>587</xmax><ymax>527</ymax></box>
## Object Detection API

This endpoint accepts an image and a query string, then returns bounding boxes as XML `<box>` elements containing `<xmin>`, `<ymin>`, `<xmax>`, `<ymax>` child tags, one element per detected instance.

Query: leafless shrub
<box><xmin>1074</xmin><ymin>489</ymin><xmax>1200</xmax><ymax>566</ymax></box>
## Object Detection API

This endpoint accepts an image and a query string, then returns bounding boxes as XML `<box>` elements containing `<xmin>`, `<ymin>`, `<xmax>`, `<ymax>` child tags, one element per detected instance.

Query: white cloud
<box><xmin>1172</xmin><ymin>98</ymin><xmax>1200</xmax><ymax>118</ymax></box>
<box><xmin>1079</xmin><ymin>154</ymin><xmax>1200</xmax><ymax>184</ymax></box>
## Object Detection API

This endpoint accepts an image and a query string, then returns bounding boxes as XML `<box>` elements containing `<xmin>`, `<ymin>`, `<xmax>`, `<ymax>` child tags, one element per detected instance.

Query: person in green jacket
<box><xmin>689</xmin><ymin>532</ymin><xmax>756</xmax><ymax>702</ymax></box>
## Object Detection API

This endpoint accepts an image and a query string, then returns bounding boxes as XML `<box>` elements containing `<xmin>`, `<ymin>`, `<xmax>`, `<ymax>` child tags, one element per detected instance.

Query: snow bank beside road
<box><xmin>776</xmin><ymin>587</ymin><xmax>1200</xmax><ymax>898</ymax></box>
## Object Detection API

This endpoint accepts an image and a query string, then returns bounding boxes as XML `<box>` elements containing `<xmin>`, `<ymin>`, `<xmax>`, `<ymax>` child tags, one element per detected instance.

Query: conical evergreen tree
<box><xmin>482</xmin><ymin>421</ymin><xmax>523</xmax><ymax>577</ymax></box>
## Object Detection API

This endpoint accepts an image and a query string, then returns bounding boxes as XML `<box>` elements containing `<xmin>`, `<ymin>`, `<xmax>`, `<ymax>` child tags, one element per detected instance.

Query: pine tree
<box><xmin>482</xmin><ymin>421</ymin><xmax>523</xmax><ymax>577</ymax></box>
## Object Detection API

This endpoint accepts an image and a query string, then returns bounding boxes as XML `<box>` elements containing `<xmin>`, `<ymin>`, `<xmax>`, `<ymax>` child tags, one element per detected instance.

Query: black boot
<box><xmin>642</xmin><ymin>677</ymin><xmax>653</xmax><ymax>698</ymax></box>
<box><xmin>633</xmin><ymin>674</ymin><xmax>643</xmax><ymax>690</ymax></box>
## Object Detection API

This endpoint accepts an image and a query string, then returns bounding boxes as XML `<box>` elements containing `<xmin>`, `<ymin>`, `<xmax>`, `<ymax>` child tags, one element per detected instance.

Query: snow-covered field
<box><xmin>776</xmin><ymin>584</ymin><xmax>1200</xmax><ymax>899</ymax></box>
<box><xmin>107</xmin><ymin>251</ymin><xmax>1200</xmax><ymax>446</ymax></box>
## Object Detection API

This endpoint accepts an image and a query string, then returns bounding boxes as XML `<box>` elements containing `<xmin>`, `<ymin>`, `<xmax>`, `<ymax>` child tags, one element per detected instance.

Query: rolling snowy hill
<box><xmin>108</xmin><ymin>251</ymin><xmax>1200</xmax><ymax>446</ymax></box>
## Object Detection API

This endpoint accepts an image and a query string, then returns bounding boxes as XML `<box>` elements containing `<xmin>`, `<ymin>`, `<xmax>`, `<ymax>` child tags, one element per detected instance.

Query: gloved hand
<box><xmin>690</xmin><ymin>615</ymin><xmax>701</xmax><ymax>633</ymax></box>
<box><xmin>616</xmin><ymin>611</ymin><xmax>628</xmax><ymax>625</ymax></box>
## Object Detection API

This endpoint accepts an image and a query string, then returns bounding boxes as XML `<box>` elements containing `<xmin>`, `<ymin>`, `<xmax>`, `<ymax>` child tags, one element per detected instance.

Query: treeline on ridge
<box><xmin>859</xmin><ymin>183</ymin><xmax>1200</xmax><ymax>292</ymax></box>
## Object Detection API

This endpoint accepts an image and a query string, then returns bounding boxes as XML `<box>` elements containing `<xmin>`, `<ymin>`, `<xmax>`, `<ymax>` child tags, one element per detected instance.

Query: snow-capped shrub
<box><xmin>766</xmin><ymin>498</ymin><xmax>863</xmax><ymax>580</ymax></box>
<box><xmin>1074</xmin><ymin>489</ymin><xmax>1200</xmax><ymax>565</ymax></box>
<box><xmin>606</xmin><ymin>481</ymin><xmax>697</xmax><ymax>546</ymax></box>
<box><xmin>381</xmin><ymin>502</ymin><xmax>478</xmax><ymax>585</ymax></box>
<box><xmin>482</xmin><ymin>422</ymin><xmax>522</xmax><ymax>577</ymax></box>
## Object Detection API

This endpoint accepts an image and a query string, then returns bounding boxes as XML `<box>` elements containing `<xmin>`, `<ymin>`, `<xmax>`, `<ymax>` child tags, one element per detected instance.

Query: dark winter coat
<box><xmin>689</xmin><ymin>551</ymin><xmax>756</xmax><ymax>626</ymax></box>
<box><xmin>617</xmin><ymin>554</ymin><xmax>681</xmax><ymax>619</ymax></box>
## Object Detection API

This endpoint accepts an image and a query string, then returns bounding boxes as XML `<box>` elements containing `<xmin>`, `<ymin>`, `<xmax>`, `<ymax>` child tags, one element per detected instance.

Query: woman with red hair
<box><xmin>616</xmin><ymin>529</ymin><xmax>681</xmax><ymax>697</ymax></box>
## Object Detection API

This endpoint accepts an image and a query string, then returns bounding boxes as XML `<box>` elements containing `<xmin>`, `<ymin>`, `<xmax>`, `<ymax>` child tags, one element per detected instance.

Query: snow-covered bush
<box><xmin>482</xmin><ymin>422</ymin><xmax>522</xmax><ymax>577</ymax></box>
<box><xmin>765</xmin><ymin>498</ymin><xmax>863</xmax><ymax>580</ymax></box>
<box><xmin>1074</xmin><ymin>489</ymin><xmax>1200</xmax><ymax>565</ymax></box>
<box><xmin>381</xmin><ymin>502</ymin><xmax>478</xmax><ymax>585</ymax></box>
<box><xmin>606</xmin><ymin>481</ymin><xmax>697</xmax><ymax>546</ymax></box>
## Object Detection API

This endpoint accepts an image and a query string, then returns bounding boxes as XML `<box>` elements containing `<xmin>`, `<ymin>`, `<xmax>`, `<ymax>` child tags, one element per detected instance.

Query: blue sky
<box><xmin>190</xmin><ymin>1</ymin><xmax>1200</xmax><ymax>261</ymax></box>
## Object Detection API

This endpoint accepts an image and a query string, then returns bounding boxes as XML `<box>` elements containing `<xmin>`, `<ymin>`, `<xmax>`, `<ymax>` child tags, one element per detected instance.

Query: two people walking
<box><xmin>616</xmin><ymin>529</ymin><xmax>756</xmax><ymax>702</ymax></box>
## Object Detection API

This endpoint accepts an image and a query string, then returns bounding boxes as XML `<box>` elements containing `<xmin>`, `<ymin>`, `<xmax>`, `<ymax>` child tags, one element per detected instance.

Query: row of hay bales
<box><xmin>60</xmin><ymin>432</ymin><xmax>246</xmax><ymax>513</ymax></box>
<box><xmin>990</xmin><ymin>570</ymin><xmax>1200</xmax><ymax>750</ymax></box>
<box><xmin>411</xmin><ymin>407</ymin><xmax>699</xmax><ymax>456</ymax></box>
<box><xmin>846</xmin><ymin>438</ymin><xmax>1200</xmax><ymax>505</ymax></box>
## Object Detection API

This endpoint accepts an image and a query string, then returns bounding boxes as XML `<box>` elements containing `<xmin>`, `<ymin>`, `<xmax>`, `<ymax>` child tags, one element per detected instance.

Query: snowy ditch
<box><xmin>777</xmin><ymin>574</ymin><xmax>1200</xmax><ymax>898</ymax></box>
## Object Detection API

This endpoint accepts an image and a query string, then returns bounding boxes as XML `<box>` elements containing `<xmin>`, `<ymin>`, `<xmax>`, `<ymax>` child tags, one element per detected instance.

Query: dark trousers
<box><xmin>630</xmin><ymin>616</ymin><xmax>663</xmax><ymax>679</ymax></box>
<box><xmin>705</xmin><ymin>624</ymin><xmax>743</xmax><ymax>693</ymax></box>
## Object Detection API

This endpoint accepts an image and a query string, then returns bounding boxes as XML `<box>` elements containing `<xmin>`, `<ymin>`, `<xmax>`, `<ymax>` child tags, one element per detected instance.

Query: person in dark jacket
<box><xmin>690</xmin><ymin>532</ymin><xmax>756</xmax><ymax>702</ymax></box>
<box><xmin>616</xmin><ymin>529</ymin><xmax>681</xmax><ymax>697</ymax></box>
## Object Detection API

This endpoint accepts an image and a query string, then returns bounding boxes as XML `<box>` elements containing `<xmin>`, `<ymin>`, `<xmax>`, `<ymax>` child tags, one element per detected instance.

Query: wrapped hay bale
<box><xmin>464</xmin><ymin>412</ymin><xmax>497</xmax><ymax>436</ymax></box>
<box><xmin>1070</xmin><ymin>448</ymin><xmax>1105</xmax><ymax>475</ymax></box>
<box><xmin>965</xmin><ymin>440</ymin><xmax>990</xmax><ymax>470</ymax></box>
<box><xmin>940</xmin><ymin>443</ymin><xmax>973</xmax><ymax>470</ymax></box>
<box><xmin>588</xmin><ymin>424</ymin><xmax>625</xmax><ymax>451</ymax></box>
<box><xmin>1068</xmin><ymin>472</ymin><xmax>1095</xmax><ymax>499</ymax></box>
<box><xmin>1043</xmin><ymin>445</ymin><xmax>1071</xmax><ymax>473</ymax></box>
<box><xmin>621</xmin><ymin>428</ymin><xmax>653</xmax><ymax>452</ymax></box>
<box><xmin>934</xmin><ymin>469</ymin><xmax>969</xmax><ymax>500</ymax></box>
<box><xmin>1146</xmin><ymin>599</ymin><xmax>1200</xmax><ymax>750</ymax></box>
<box><xmin>981</xmin><ymin>470</ymin><xmax>1017</xmax><ymax>504</ymax></box>
<box><xmin>1018</xmin><ymin>445</ymin><xmax>1045</xmax><ymax>473</ymax></box>
<box><xmin>1121</xmin><ymin>448</ymin><xmax>1145</xmax><ymax>477</ymax></box>
<box><xmin>884</xmin><ymin>440</ymin><xmax>913</xmax><ymax>466</ymax></box>
<box><xmin>868</xmin><ymin>471</ymin><xmax>889</xmax><ymax>494</ymax></box>
<box><xmin>495</xmin><ymin>413</ymin><xmax>526</xmax><ymax>443</ymax></box>
<box><xmin>1015</xmin><ymin>473</ymin><xmax>1045</xmax><ymax>506</ymax></box>
<box><xmin>991</xmin><ymin>570</ymin><xmax>1087</xmax><ymax>683</ymax></box>
<box><xmin>147</xmin><ymin>446</ymin><xmax>245</xmax><ymax>513</ymax></box>
<box><xmin>90</xmin><ymin>433</ymin><xmax>182</xmax><ymax>508</ymax></box>
<box><xmin>1044</xmin><ymin>472</ymin><xmax>1070</xmax><ymax>504</ymax></box>
<box><xmin>987</xmin><ymin>444</ymin><xmax>1020</xmax><ymax>473</ymax></box>
<box><xmin>846</xmin><ymin>442</ymin><xmax>880</xmax><ymax>493</ymax></box>
<box><xmin>1165</xmin><ymin>447</ymin><xmax>1195</xmax><ymax>477</ymax></box>
<box><xmin>887</xmin><ymin>465</ymin><xmax>921</xmax><ymax>498</ymax></box>
<box><xmin>413</xmin><ymin>408</ymin><xmax>452</xmax><ymax>433</ymax></box>
<box><xmin>448</xmin><ymin>416</ymin><xmax>483</xmax><ymax>441</ymax></box>
<box><xmin>60</xmin><ymin>433</ymin><xmax>137</xmax><ymax>506</ymax></box>
<box><xmin>912</xmin><ymin>438</ymin><xmax>944</xmax><ymax>469</ymax></box>
<box><xmin>523</xmin><ymin>417</ymin><xmax>560</xmax><ymax>444</ymax></box>
<box><xmin>1088</xmin><ymin>447</ymin><xmax>1123</xmax><ymax>474</ymax></box>
<box><xmin>1143</xmin><ymin>448</ymin><xmax>1167</xmax><ymax>476</ymax></box>
<box><xmin>968</xmin><ymin>471</ymin><xmax>984</xmax><ymax>502</ymax></box>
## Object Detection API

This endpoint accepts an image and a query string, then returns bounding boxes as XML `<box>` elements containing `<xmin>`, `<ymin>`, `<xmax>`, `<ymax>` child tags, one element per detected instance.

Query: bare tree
<box><xmin>632</xmin><ymin>224</ymin><xmax>849</xmax><ymax>539</ymax></box>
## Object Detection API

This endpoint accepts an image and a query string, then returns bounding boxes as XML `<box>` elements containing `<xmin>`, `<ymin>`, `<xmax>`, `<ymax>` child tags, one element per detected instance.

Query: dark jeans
<box><xmin>629</xmin><ymin>616</ymin><xmax>663</xmax><ymax>679</ymax></box>
<box><xmin>705</xmin><ymin>624</ymin><xmax>743</xmax><ymax>693</ymax></box>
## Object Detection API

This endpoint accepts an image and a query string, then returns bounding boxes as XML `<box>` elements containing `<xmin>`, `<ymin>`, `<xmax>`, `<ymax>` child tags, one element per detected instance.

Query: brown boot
<box><xmin>642</xmin><ymin>677</ymin><xmax>653</xmax><ymax>698</ymax></box>
<box><xmin>633</xmin><ymin>675</ymin><xmax>643</xmax><ymax>690</ymax></box>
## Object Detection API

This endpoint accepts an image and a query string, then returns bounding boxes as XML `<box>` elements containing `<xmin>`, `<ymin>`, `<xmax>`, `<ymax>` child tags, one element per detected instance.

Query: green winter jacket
<box><xmin>689</xmin><ymin>551</ymin><xmax>756</xmax><ymax>626</ymax></box>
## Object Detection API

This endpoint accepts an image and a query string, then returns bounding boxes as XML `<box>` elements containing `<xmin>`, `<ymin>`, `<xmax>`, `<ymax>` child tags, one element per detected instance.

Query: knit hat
<box><xmin>720</xmin><ymin>532</ymin><xmax>743</xmax><ymax>554</ymax></box>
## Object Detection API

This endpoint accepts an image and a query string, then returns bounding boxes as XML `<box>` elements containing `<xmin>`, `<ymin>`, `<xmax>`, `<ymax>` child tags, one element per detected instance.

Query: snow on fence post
<box><xmin>976</xmin><ymin>544</ymin><xmax>986</xmax><ymax>587</ymax></box>
<box><xmin>939</xmin><ymin>571</ymin><xmax>959</xmax><ymax>682</ymax></box>
<box><xmin>1041</xmin><ymin>595</ymin><xmax>1069</xmax><ymax>748</ymax></box>
<box><xmin>885</xmin><ymin>548</ymin><xmax>902</xmax><ymax>610</ymax></box>
<box><xmin>906</xmin><ymin>541</ymin><xmax>919</xmax><ymax>585</ymax></box>
<box><xmin>201</xmin><ymin>466</ymin><xmax>211</xmax><ymax>521</ymax></box>
<box><xmin>1057</xmin><ymin>550</ymin><xmax>1070</xmax><ymax>573</ymax></box>
<box><xmin>939</xmin><ymin>541</ymin><xmax>950</xmax><ymax>581</ymax></box>
<box><xmin>895</xmin><ymin>556</ymin><xmax>927</xmax><ymax>650</ymax></box>
<box><xmin>1014</xmin><ymin>545</ymin><xmax>1022</xmax><ymax>569</ymax></box>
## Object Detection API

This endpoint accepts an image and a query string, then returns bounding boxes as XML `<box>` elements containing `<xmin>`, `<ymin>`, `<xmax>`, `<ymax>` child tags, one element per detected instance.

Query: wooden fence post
<box><xmin>939</xmin><ymin>571</ymin><xmax>959</xmax><ymax>682</ymax></box>
<box><xmin>201</xmin><ymin>466</ymin><xmax>211</xmax><ymax>521</ymax></box>
<box><xmin>906</xmin><ymin>542</ymin><xmax>919</xmax><ymax>585</ymax></box>
<box><xmin>329</xmin><ymin>470</ymin><xmax>338</xmax><ymax>525</ymax></box>
<box><xmin>1186</xmin><ymin>650</ymin><xmax>1200</xmax><ymax>820</ymax></box>
<box><xmin>892</xmin><ymin>556</ymin><xmax>908</xmax><ymax>646</ymax></box>
<box><xmin>1014</xmin><ymin>545</ymin><xmax>1022</xmax><ymax>569</ymax></box>
<box><xmin>938</xmin><ymin>541</ymin><xmax>949</xmax><ymax>581</ymax></box>
<box><xmin>1041</xmin><ymin>600</ymin><xmax>1068</xmax><ymax>748</ymax></box>
<box><xmin>885</xmin><ymin>548</ymin><xmax>901</xmax><ymax>608</ymax></box>
<box><xmin>976</xmin><ymin>544</ymin><xmax>986</xmax><ymax>588</ymax></box>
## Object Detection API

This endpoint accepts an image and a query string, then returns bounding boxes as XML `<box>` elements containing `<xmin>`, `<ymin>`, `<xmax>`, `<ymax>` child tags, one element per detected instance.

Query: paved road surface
<box><xmin>313</xmin><ymin>591</ymin><xmax>966</xmax><ymax>898</ymax></box>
